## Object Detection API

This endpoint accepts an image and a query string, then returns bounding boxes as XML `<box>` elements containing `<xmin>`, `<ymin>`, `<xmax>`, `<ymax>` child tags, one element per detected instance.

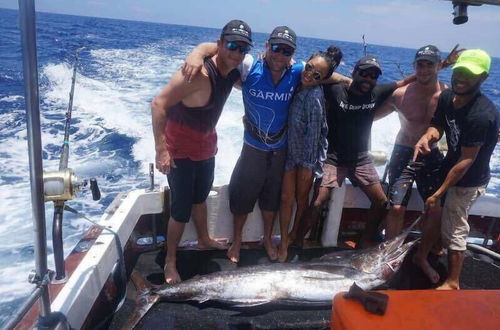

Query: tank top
<box><xmin>165</xmin><ymin>58</ymin><xmax>240</xmax><ymax>160</ymax></box>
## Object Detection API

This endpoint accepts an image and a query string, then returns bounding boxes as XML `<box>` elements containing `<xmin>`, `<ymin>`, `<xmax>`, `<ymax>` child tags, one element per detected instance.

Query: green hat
<box><xmin>453</xmin><ymin>49</ymin><xmax>491</xmax><ymax>75</ymax></box>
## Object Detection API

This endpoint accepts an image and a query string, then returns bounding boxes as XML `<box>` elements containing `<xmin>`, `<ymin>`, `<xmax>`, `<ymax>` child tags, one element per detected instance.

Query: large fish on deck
<box><xmin>122</xmin><ymin>218</ymin><xmax>421</xmax><ymax>329</ymax></box>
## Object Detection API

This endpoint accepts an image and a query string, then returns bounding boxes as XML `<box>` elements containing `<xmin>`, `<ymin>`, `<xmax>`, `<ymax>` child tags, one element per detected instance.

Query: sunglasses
<box><xmin>357</xmin><ymin>69</ymin><xmax>380</xmax><ymax>80</ymax></box>
<box><xmin>225</xmin><ymin>41</ymin><xmax>251</xmax><ymax>54</ymax></box>
<box><xmin>270</xmin><ymin>44</ymin><xmax>294</xmax><ymax>57</ymax></box>
<box><xmin>304</xmin><ymin>63</ymin><xmax>323</xmax><ymax>81</ymax></box>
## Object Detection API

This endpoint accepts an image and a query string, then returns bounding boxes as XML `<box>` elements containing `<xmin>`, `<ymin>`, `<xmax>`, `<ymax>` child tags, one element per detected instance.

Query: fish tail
<box><xmin>119</xmin><ymin>270</ymin><xmax>159</xmax><ymax>330</ymax></box>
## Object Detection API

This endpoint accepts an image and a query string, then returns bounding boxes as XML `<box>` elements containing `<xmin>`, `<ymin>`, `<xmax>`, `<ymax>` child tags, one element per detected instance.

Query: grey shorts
<box><xmin>388</xmin><ymin>145</ymin><xmax>444</xmax><ymax>206</ymax></box>
<box><xmin>229</xmin><ymin>144</ymin><xmax>286</xmax><ymax>214</ymax></box>
<box><xmin>320</xmin><ymin>162</ymin><xmax>380</xmax><ymax>188</ymax></box>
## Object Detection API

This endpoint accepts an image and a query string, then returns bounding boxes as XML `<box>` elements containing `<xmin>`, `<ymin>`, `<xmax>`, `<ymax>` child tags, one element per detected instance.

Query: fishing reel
<box><xmin>43</xmin><ymin>169</ymin><xmax>101</xmax><ymax>202</ymax></box>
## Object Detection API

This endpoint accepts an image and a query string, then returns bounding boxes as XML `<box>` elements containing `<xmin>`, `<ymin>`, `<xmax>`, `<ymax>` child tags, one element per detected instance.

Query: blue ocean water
<box><xmin>0</xmin><ymin>7</ymin><xmax>499</xmax><ymax>325</ymax></box>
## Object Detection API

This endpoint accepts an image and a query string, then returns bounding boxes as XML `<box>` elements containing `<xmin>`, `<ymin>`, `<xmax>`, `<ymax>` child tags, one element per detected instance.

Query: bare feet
<box><xmin>278</xmin><ymin>241</ymin><xmax>288</xmax><ymax>263</ymax></box>
<box><xmin>263</xmin><ymin>239</ymin><xmax>278</xmax><ymax>261</ymax></box>
<box><xmin>196</xmin><ymin>238</ymin><xmax>227</xmax><ymax>250</ymax></box>
<box><xmin>436</xmin><ymin>281</ymin><xmax>459</xmax><ymax>290</ymax></box>
<box><xmin>227</xmin><ymin>240</ymin><xmax>241</xmax><ymax>263</ymax></box>
<box><xmin>413</xmin><ymin>254</ymin><xmax>440</xmax><ymax>284</ymax></box>
<box><xmin>164</xmin><ymin>263</ymin><xmax>181</xmax><ymax>284</ymax></box>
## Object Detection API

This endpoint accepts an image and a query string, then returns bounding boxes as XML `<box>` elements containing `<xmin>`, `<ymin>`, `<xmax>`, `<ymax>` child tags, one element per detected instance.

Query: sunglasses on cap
<box><xmin>270</xmin><ymin>44</ymin><xmax>294</xmax><ymax>57</ymax></box>
<box><xmin>225</xmin><ymin>41</ymin><xmax>251</xmax><ymax>54</ymax></box>
<box><xmin>357</xmin><ymin>69</ymin><xmax>380</xmax><ymax>80</ymax></box>
<box><xmin>305</xmin><ymin>63</ymin><xmax>323</xmax><ymax>81</ymax></box>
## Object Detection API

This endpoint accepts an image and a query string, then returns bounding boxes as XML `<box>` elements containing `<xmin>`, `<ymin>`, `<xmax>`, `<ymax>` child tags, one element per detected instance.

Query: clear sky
<box><xmin>2</xmin><ymin>0</ymin><xmax>500</xmax><ymax>56</ymax></box>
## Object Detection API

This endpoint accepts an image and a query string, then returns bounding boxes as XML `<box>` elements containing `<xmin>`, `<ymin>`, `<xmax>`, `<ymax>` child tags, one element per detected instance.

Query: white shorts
<box><xmin>441</xmin><ymin>185</ymin><xmax>486</xmax><ymax>251</ymax></box>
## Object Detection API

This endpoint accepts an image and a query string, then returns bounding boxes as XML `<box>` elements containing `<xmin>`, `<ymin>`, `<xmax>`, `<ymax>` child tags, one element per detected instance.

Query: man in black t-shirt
<box><xmin>413</xmin><ymin>49</ymin><xmax>499</xmax><ymax>290</ymax></box>
<box><xmin>294</xmin><ymin>56</ymin><xmax>415</xmax><ymax>248</ymax></box>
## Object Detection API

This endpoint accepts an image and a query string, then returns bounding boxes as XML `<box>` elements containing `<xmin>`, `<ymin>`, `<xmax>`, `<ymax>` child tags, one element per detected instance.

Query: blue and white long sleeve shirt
<box><xmin>286</xmin><ymin>85</ymin><xmax>328</xmax><ymax>176</ymax></box>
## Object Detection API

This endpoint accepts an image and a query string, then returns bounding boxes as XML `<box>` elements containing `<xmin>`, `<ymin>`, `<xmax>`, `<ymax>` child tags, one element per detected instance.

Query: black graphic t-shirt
<box><xmin>323</xmin><ymin>82</ymin><xmax>397</xmax><ymax>166</ymax></box>
<box><xmin>431</xmin><ymin>88</ymin><xmax>499</xmax><ymax>187</ymax></box>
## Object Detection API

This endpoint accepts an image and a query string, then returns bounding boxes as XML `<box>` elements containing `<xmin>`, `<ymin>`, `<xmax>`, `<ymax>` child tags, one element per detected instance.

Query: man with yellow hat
<box><xmin>413</xmin><ymin>49</ymin><xmax>499</xmax><ymax>289</ymax></box>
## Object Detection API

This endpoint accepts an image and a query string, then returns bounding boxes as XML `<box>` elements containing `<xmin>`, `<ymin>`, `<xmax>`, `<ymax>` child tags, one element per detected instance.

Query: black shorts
<box><xmin>229</xmin><ymin>144</ymin><xmax>286</xmax><ymax>214</ymax></box>
<box><xmin>388</xmin><ymin>145</ymin><xmax>444</xmax><ymax>206</ymax></box>
<box><xmin>167</xmin><ymin>157</ymin><xmax>215</xmax><ymax>223</ymax></box>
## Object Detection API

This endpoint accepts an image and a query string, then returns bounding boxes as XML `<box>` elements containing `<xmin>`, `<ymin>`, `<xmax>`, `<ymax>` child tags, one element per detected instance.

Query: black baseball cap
<box><xmin>414</xmin><ymin>45</ymin><xmax>441</xmax><ymax>64</ymax></box>
<box><xmin>268</xmin><ymin>26</ymin><xmax>296</xmax><ymax>49</ymax></box>
<box><xmin>221</xmin><ymin>20</ymin><xmax>252</xmax><ymax>45</ymax></box>
<box><xmin>354</xmin><ymin>55</ymin><xmax>382</xmax><ymax>74</ymax></box>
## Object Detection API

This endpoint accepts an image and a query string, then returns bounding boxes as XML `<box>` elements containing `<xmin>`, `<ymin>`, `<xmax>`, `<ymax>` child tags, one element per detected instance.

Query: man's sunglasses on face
<box><xmin>357</xmin><ymin>69</ymin><xmax>380</xmax><ymax>80</ymax></box>
<box><xmin>305</xmin><ymin>62</ymin><xmax>322</xmax><ymax>81</ymax></box>
<box><xmin>270</xmin><ymin>44</ymin><xmax>294</xmax><ymax>57</ymax></box>
<box><xmin>225</xmin><ymin>41</ymin><xmax>252</xmax><ymax>54</ymax></box>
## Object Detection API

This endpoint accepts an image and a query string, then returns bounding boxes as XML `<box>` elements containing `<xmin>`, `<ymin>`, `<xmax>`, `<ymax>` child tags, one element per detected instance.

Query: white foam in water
<box><xmin>0</xmin><ymin>95</ymin><xmax>23</xmax><ymax>102</ymax></box>
<box><xmin>0</xmin><ymin>263</ymin><xmax>35</xmax><ymax>304</ymax></box>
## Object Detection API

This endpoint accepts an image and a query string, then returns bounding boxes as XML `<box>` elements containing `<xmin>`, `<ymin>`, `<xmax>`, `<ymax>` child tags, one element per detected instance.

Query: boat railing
<box><xmin>5</xmin><ymin>1</ymin><xmax>98</xmax><ymax>329</ymax></box>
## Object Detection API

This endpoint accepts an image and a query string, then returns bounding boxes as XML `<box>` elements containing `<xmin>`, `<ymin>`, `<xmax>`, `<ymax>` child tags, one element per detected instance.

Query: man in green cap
<box><xmin>413</xmin><ymin>49</ymin><xmax>499</xmax><ymax>289</ymax></box>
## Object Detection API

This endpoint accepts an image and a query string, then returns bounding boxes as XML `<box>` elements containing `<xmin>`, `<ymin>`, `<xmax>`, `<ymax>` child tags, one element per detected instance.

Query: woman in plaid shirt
<box><xmin>278</xmin><ymin>46</ymin><xmax>342</xmax><ymax>262</ymax></box>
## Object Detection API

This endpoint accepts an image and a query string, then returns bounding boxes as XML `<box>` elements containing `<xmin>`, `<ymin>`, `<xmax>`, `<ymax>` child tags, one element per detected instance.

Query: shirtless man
<box><xmin>375</xmin><ymin>45</ymin><xmax>453</xmax><ymax>240</ymax></box>
<box><xmin>152</xmin><ymin>20</ymin><xmax>252</xmax><ymax>283</ymax></box>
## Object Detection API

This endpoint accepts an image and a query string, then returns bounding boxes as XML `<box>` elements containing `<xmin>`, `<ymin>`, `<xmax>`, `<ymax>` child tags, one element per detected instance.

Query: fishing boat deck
<box><xmin>107</xmin><ymin>245</ymin><xmax>500</xmax><ymax>330</ymax></box>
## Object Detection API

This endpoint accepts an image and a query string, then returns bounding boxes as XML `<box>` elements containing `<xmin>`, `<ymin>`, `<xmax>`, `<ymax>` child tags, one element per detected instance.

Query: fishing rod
<box><xmin>58</xmin><ymin>48</ymin><xmax>81</xmax><ymax>171</ymax></box>
<box><xmin>362</xmin><ymin>34</ymin><xmax>367</xmax><ymax>56</ymax></box>
<box><xmin>44</xmin><ymin>48</ymin><xmax>101</xmax><ymax>281</ymax></box>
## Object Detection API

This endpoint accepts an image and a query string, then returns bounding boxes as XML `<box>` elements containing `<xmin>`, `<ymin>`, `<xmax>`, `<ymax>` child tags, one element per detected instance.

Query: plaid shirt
<box><xmin>286</xmin><ymin>85</ymin><xmax>328</xmax><ymax>176</ymax></box>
